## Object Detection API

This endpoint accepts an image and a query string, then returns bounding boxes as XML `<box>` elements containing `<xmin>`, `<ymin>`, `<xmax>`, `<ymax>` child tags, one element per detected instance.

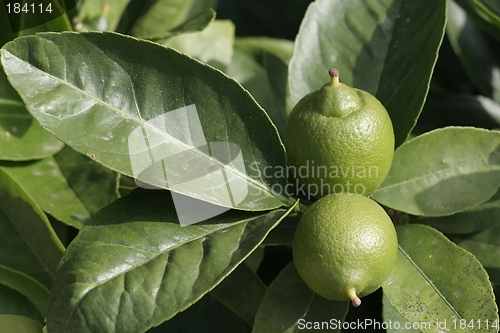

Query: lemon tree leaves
<box><xmin>0</xmin><ymin>168</ymin><xmax>64</xmax><ymax>289</ymax></box>
<box><xmin>252</xmin><ymin>263</ymin><xmax>348</xmax><ymax>333</ymax></box>
<box><xmin>130</xmin><ymin>0</ymin><xmax>217</xmax><ymax>38</ymax></box>
<box><xmin>46</xmin><ymin>189</ymin><xmax>296</xmax><ymax>333</ymax></box>
<box><xmin>372</xmin><ymin>127</ymin><xmax>500</xmax><ymax>216</ymax></box>
<box><xmin>0</xmin><ymin>32</ymin><xmax>291</xmax><ymax>211</ymax></box>
<box><xmin>288</xmin><ymin>0</ymin><xmax>446</xmax><ymax>147</ymax></box>
<box><xmin>383</xmin><ymin>224</ymin><xmax>498</xmax><ymax>333</ymax></box>
<box><xmin>0</xmin><ymin>146</ymin><xmax>119</xmax><ymax>229</ymax></box>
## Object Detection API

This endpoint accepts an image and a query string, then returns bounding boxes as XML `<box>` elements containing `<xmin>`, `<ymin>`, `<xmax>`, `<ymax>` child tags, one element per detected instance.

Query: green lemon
<box><xmin>284</xmin><ymin>69</ymin><xmax>394</xmax><ymax>197</ymax></box>
<box><xmin>293</xmin><ymin>193</ymin><xmax>398</xmax><ymax>306</ymax></box>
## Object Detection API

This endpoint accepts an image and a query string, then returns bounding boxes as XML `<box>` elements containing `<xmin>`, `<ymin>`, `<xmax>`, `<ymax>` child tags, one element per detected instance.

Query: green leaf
<box><xmin>131</xmin><ymin>0</ymin><xmax>216</xmax><ymax>38</ymax></box>
<box><xmin>0</xmin><ymin>168</ymin><xmax>64</xmax><ymax>288</ymax></box>
<box><xmin>78</xmin><ymin>0</ymin><xmax>132</xmax><ymax>32</ymax></box>
<box><xmin>455</xmin><ymin>225</ymin><xmax>500</xmax><ymax>285</ymax></box>
<box><xmin>416</xmin><ymin>187</ymin><xmax>500</xmax><ymax>234</ymax></box>
<box><xmin>372</xmin><ymin>127</ymin><xmax>500</xmax><ymax>216</ymax></box>
<box><xmin>382</xmin><ymin>295</ymin><xmax>421</xmax><ymax>333</ymax></box>
<box><xmin>159</xmin><ymin>20</ymin><xmax>235</xmax><ymax>71</ymax></box>
<box><xmin>287</xmin><ymin>0</ymin><xmax>447</xmax><ymax>147</ymax></box>
<box><xmin>46</xmin><ymin>189</ymin><xmax>297</xmax><ymax>333</ymax></box>
<box><xmin>1</xmin><ymin>31</ymin><xmax>292</xmax><ymax>211</ymax></box>
<box><xmin>234</xmin><ymin>37</ymin><xmax>294</xmax><ymax>65</ymax></box>
<box><xmin>148</xmin><ymin>8</ymin><xmax>216</xmax><ymax>40</ymax></box>
<box><xmin>0</xmin><ymin>265</ymin><xmax>50</xmax><ymax>318</ymax></box>
<box><xmin>252</xmin><ymin>262</ymin><xmax>348</xmax><ymax>333</ymax></box>
<box><xmin>226</xmin><ymin>48</ymin><xmax>285</xmax><ymax>136</ymax></box>
<box><xmin>0</xmin><ymin>285</ymin><xmax>42</xmax><ymax>323</ymax></box>
<box><xmin>0</xmin><ymin>146</ymin><xmax>119</xmax><ymax>228</ymax></box>
<box><xmin>447</xmin><ymin>0</ymin><xmax>500</xmax><ymax>103</ymax></box>
<box><xmin>210</xmin><ymin>263</ymin><xmax>265</xmax><ymax>325</ymax></box>
<box><xmin>0</xmin><ymin>314</ymin><xmax>43</xmax><ymax>333</ymax></box>
<box><xmin>383</xmin><ymin>224</ymin><xmax>498</xmax><ymax>333</ymax></box>
<box><xmin>52</xmin><ymin>146</ymin><xmax>120</xmax><ymax>219</ymax></box>
<box><xmin>0</xmin><ymin>69</ymin><xmax>63</xmax><ymax>161</ymax></box>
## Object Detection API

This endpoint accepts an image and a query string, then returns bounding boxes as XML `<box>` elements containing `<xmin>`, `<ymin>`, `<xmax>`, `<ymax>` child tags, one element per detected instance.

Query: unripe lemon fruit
<box><xmin>293</xmin><ymin>193</ymin><xmax>398</xmax><ymax>306</ymax></box>
<box><xmin>284</xmin><ymin>69</ymin><xmax>394</xmax><ymax>197</ymax></box>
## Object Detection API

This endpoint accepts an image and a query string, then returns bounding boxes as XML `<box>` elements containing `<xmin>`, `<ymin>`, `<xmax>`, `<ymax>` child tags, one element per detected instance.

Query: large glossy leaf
<box><xmin>46</xmin><ymin>189</ymin><xmax>296</xmax><ymax>333</ymax></box>
<box><xmin>1</xmin><ymin>32</ymin><xmax>292</xmax><ymax>211</ymax></box>
<box><xmin>0</xmin><ymin>265</ymin><xmax>50</xmax><ymax>319</ymax></box>
<box><xmin>0</xmin><ymin>168</ymin><xmax>64</xmax><ymax>288</ymax></box>
<box><xmin>0</xmin><ymin>69</ymin><xmax>63</xmax><ymax>160</ymax></box>
<box><xmin>383</xmin><ymin>224</ymin><xmax>498</xmax><ymax>333</ymax></box>
<box><xmin>417</xmin><ymin>187</ymin><xmax>500</xmax><ymax>234</ymax></box>
<box><xmin>288</xmin><ymin>0</ymin><xmax>447</xmax><ymax>147</ymax></box>
<box><xmin>372</xmin><ymin>127</ymin><xmax>500</xmax><ymax>216</ymax></box>
<box><xmin>447</xmin><ymin>1</ymin><xmax>500</xmax><ymax>103</ymax></box>
<box><xmin>0</xmin><ymin>146</ymin><xmax>119</xmax><ymax>229</ymax></box>
<box><xmin>0</xmin><ymin>315</ymin><xmax>43</xmax><ymax>333</ymax></box>
<box><xmin>252</xmin><ymin>262</ymin><xmax>348</xmax><ymax>333</ymax></box>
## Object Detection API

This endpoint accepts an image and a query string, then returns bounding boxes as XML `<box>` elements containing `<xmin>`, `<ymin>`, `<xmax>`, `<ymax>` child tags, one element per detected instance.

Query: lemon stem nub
<box><xmin>347</xmin><ymin>288</ymin><xmax>361</xmax><ymax>307</ymax></box>
<box><xmin>329</xmin><ymin>68</ymin><xmax>340</xmax><ymax>87</ymax></box>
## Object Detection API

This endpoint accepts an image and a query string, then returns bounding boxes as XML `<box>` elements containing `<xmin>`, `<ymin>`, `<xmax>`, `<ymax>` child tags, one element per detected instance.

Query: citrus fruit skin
<box><xmin>293</xmin><ymin>193</ymin><xmax>398</xmax><ymax>303</ymax></box>
<box><xmin>284</xmin><ymin>70</ymin><xmax>394</xmax><ymax>197</ymax></box>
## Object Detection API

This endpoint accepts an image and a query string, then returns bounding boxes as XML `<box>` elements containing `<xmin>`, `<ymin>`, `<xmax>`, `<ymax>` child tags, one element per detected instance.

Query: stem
<box><xmin>329</xmin><ymin>68</ymin><xmax>340</xmax><ymax>87</ymax></box>
<box><xmin>347</xmin><ymin>288</ymin><xmax>361</xmax><ymax>307</ymax></box>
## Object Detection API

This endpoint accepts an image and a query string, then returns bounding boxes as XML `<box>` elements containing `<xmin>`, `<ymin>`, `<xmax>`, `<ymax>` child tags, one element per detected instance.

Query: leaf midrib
<box><xmin>60</xmin><ymin>205</ymin><xmax>292</xmax><ymax>333</ymax></box>
<box><xmin>398</xmin><ymin>245</ymin><xmax>474</xmax><ymax>332</ymax></box>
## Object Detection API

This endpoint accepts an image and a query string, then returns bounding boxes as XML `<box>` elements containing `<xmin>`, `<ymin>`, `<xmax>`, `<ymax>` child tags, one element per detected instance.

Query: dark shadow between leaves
<box><xmin>86</xmin><ymin>187</ymin><xmax>276</xmax><ymax>228</ymax></box>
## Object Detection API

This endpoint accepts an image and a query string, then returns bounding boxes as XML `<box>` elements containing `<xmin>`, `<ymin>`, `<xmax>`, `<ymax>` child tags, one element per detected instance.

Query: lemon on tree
<box><xmin>293</xmin><ymin>193</ymin><xmax>398</xmax><ymax>306</ymax></box>
<box><xmin>284</xmin><ymin>69</ymin><xmax>394</xmax><ymax>197</ymax></box>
